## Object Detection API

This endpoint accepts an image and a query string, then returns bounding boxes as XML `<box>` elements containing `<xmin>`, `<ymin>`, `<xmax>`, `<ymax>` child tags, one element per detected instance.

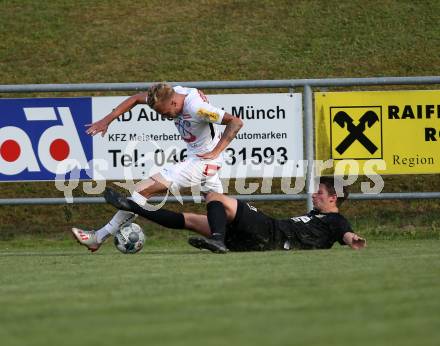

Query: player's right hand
<box><xmin>85</xmin><ymin>119</ymin><xmax>109</xmax><ymax>137</ymax></box>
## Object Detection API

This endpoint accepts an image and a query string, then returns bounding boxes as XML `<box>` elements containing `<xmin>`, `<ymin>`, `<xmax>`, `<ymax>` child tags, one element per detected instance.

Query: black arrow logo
<box><xmin>333</xmin><ymin>110</ymin><xmax>379</xmax><ymax>155</ymax></box>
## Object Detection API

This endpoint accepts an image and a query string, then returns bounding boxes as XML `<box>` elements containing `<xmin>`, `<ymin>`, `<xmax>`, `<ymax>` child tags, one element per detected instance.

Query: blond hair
<box><xmin>146</xmin><ymin>83</ymin><xmax>174</xmax><ymax>109</ymax></box>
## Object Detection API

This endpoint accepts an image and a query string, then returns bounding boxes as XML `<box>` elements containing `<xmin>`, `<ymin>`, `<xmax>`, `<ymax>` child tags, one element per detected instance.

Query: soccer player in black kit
<box><xmin>103</xmin><ymin>177</ymin><xmax>366</xmax><ymax>253</ymax></box>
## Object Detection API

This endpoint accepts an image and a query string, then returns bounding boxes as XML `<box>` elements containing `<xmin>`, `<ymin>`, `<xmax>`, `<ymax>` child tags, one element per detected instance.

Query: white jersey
<box><xmin>172</xmin><ymin>86</ymin><xmax>225</xmax><ymax>156</ymax></box>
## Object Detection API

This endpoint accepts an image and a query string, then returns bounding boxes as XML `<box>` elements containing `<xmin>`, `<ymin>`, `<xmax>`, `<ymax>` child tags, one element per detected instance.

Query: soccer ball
<box><xmin>114</xmin><ymin>223</ymin><xmax>145</xmax><ymax>254</ymax></box>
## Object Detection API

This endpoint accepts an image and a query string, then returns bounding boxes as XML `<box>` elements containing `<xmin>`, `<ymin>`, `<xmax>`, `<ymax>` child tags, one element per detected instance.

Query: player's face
<box><xmin>312</xmin><ymin>184</ymin><xmax>337</xmax><ymax>212</ymax></box>
<box><xmin>154</xmin><ymin>98</ymin><xmax>180</xmax><ymax>118</ymax></box>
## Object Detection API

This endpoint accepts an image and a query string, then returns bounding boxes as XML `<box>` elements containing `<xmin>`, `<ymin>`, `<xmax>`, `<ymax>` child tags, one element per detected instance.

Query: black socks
<box><xmin>207</xmin><ymin>201</ymin><xmax>227</xmax><ymax>241</ymax></box>
<box><xmin>125</xmin><ymin>197</ymin><xmax>227</xmax><ymax>241</ymax></box>
<box><xmin>127</xmin><ymin>199</ymin><xmax>185</xmax><ymax>229</ymax></box>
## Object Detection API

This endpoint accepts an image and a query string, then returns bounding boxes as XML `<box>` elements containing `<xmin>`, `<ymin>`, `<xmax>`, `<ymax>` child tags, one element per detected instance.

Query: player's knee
<box><xmin>182</xmin><ymin>213</ymin><xmax>195</xmax><ymax>229</ymax></box>
<box><xmin>134</xmin><ymin>176</ymin><xmax>169</xmax><ymax>196</ymax></box>
<box><xmin>204</xmin><ymin>191</ymin><xmax>224</xmax><ymax>204</ymax></box>
<box><xmin>205</xmin><ymin>193</ymin><xmax>237</xmax><ymax>222</ymax></box>
<box><xmin>183</xmin><ymin>213</ymin><xmax>210</xmax><ymax>236</ymax></box>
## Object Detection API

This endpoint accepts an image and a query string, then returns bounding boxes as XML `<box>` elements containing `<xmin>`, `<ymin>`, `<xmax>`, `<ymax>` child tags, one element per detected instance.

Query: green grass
<box><xmin>0</xmin><ymin>3</ymin><xmax>439</xmax><ymax>343</ymax></box>
<box><xmin>0</xmin><ymin>239</ymin><xmax>439</xmax><ymax>346</ymax></box>
<box><xmin>1</xmin><ymin>0</ymin><xmax>439</xmax><ymax>87</ymax></box>
<box><xmin>0</xmin><ymin>0</ymin><xmax>440</xmax><ymax>235</ymax></box>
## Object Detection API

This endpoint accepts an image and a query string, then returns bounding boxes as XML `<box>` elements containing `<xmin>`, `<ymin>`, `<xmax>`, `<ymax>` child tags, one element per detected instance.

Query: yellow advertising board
<box><xmin>315</xmin><ymin>90</ymin><xmax>440</xmax><ymax>174</ymax></box>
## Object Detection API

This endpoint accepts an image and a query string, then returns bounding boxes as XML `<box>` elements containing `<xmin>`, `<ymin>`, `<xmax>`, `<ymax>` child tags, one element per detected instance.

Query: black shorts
<box><xmin>225</xmin><ymin>201</ymin><xmax>282</xmax><ymax>251</ymax></box>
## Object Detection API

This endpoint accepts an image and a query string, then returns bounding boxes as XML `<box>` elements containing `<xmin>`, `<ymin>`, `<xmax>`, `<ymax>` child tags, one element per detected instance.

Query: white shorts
<box><xmin>159</xmin><ymin>156</ymin><xmax>223</xmax><ymax>193</ymax></box>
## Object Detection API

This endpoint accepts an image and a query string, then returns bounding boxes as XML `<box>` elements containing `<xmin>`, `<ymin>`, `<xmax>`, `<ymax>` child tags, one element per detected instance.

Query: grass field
<box><xmin>0</xmin><ymin>238</ymin><xmax>439</xmax><ymax>346</ymax></box>
<box><xmin>1</xmin><ymin>0</ymin><xmax>439</xmax><ymax>85</ymax></box>
<box><xmin>1</xmin><ymin>0</ymin><xmax>440</xmax><ymax>235</ymax></box>
<box><xmin>1</xmin><ymin>1</ymin><xmax>440</xmax><ymax>345</ymax></box>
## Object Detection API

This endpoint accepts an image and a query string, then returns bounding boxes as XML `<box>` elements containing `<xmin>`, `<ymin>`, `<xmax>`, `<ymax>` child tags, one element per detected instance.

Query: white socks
<box><xmin>95</xmin><ymin>210</ymin><xmax>137</xmax><ymax>243</ymax></box>
<box><xmin>95</xmin><ymin>191</ymin><xmax>148</xmax><ymax>244</ymax></box>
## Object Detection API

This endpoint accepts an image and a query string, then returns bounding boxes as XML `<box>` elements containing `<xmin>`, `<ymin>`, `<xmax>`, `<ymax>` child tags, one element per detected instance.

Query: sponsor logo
<box><xmin>0</xmin><ymin>98</ymin><xmax>92</xmax><ymax>181</ymax></box>
<box><xmin>175</xmin><ymin>118</ymin><xmax>196</xmax><ymax>143</ymax></box>
<box><xmin>197</xmin><ymin>108</ymin><xmax>220</xmax><ymax>122</ymax></box>
<box><xmin>330</xmin><ymin>106</ymin><xmax>383</xmax><ymax>160</ymax></box>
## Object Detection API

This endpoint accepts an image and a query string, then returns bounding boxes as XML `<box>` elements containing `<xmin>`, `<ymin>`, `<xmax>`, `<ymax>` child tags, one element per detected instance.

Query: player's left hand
<box><xmin>197</xmin><ymin>150</ymin><xmax>219</xmax><ymax>160</ymax></box>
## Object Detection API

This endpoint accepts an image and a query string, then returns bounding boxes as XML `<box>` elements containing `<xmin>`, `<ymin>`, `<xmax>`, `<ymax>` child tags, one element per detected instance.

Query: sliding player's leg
<box><xmin>188</xmin><ymin>192</ymin><xmax>238</xmax><ymax>254</ymax></box>
<box><xmin>104</xmin><ymin>186</ymin><xmax>211</xmax><ymax>237</ymax></box>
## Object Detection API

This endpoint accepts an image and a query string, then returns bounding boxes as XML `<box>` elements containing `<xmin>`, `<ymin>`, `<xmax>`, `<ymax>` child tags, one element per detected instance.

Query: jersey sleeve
<box><xmin>189</xmin><ymin>96</ymin><xmax>225</xmax><ymax>125</ymax></box>
<box><xmin>329</xmin><ymin>215</ymin><xmax>353</xmax><ymax>245</ymax></box>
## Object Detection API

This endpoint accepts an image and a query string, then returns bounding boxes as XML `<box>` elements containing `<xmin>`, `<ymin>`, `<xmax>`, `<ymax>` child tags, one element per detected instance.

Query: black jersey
<box><xmin>224</xmin><ymin>201</ymin><xmax>353</xmax><ymax>252</ymax></box>
<box><xmin>274</xmin><ymin>209</ymin><xmax>353</xmax><ymax>250</ymax></box>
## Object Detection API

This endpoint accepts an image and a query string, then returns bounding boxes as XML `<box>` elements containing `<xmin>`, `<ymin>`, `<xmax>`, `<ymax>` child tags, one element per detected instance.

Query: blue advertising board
<box><xmin>0</xmin><ymin>98</ymin><xmax>93</xmax><ymax>181</ymax></box>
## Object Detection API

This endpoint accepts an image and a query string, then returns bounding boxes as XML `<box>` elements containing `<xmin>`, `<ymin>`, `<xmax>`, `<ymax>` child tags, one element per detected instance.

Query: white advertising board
<box><xmin>92</xmin><ymin>93</ymin><xmax>303</xmax><ymax>180</ymax></box>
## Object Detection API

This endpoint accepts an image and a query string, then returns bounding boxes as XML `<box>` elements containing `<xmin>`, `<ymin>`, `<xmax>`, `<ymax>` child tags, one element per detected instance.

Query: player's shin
<box><xmin>104</xmin><ymin>187</ymin><xmax>185</xmax><ymax>230</ymax></box>
<box><xmin>95</xmin><ymin>210</ymin><xmax>137</xmax><ymax>243</ymax></box>
<box><xmin>207</xmin><ymin>201</ymin><xmax>227</xmax><ymax>241</ymax></box>
<box><xmin>127</xmin><ymin>199</ymin><xmax>185</xmax><ymax>229</ymax></box>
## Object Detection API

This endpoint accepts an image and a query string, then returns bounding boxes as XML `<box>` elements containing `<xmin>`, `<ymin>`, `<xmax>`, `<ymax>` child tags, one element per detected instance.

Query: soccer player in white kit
<box><xmin>72</xmin><ymin>83</ymin><xmax>243</xmax><ymax>252</ymax></box>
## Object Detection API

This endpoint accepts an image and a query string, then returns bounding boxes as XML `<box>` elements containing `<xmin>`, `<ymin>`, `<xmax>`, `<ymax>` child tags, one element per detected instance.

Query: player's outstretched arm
<box><xmin>86</xmin><ymin>92</ymin><xmax>149</xmax><ymax>137</ymax></box>
<box><xmin>343</xmin><ymin>232</ymin><xmax>367</xmax><ymax>250</ymax></box>
<box><xmin>197</xmin><ymin>113</ymin><xmax>243</xmax><ymax>160</ymax></box>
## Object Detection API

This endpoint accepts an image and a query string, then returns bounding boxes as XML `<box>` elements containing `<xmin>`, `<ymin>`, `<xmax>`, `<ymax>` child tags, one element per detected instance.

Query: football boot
<box><xmin>188</xmin><ymin>236</ymin><xmax>228</xmax><ymax>254</ymax></box>
<box><xmin>71</xmin><ymin>228</ymin><xmax>101</xmax><ymax>252</ymax></box>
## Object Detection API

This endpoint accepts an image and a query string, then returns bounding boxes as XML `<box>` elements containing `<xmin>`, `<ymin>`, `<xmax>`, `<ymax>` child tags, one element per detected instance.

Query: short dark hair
<box><xmin>319</xmin><ymin>176</ymin><xmax>349</xmax><ymax>207</ymax></box>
